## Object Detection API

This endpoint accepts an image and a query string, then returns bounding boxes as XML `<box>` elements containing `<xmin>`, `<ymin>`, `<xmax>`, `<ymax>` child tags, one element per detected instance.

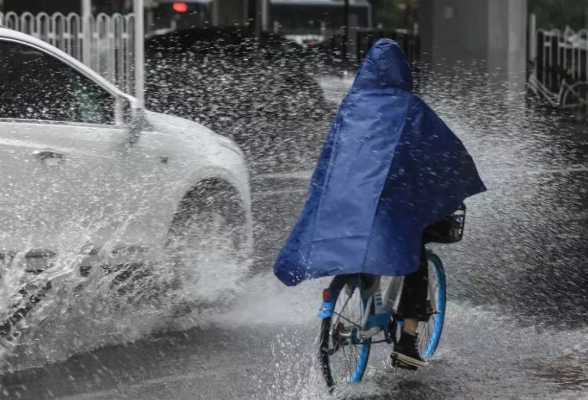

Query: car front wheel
<box><xmin>166</xmin><ymin>179</ymin><xmax>252</xmax><ymax>311</ymax></box>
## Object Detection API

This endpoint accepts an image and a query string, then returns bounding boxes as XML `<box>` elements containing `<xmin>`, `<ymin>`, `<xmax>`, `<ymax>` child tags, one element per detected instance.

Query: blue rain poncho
<box><xmin>274</xmin><ymin>39</ymin><xmax>486</xmax><ymax>286</ymax></box>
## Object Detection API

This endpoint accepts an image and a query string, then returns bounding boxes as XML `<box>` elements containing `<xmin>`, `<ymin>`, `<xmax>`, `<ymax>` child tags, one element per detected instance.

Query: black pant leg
<box><xmin>397</xmin><ymin>246</ymin><xmax>429</xmax><ymax>320</ymax></box>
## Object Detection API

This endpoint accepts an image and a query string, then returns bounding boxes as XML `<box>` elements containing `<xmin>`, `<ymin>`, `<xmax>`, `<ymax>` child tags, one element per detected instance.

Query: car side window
<box><xmin>0</xmin><ymin>40</ymin><xmax>115</xmax><ymax>125</ymax></box>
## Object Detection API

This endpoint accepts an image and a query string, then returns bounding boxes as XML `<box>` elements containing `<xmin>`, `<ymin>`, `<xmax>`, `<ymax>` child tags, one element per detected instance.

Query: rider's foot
<box><xmin>391</xmin><ymin>331</ymin><xmax>429</xmax><ymax>369</ymax></box>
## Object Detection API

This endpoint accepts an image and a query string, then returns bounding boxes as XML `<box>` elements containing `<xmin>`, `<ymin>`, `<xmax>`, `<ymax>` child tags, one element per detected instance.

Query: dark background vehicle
<box><xmin>270</xmin><ymin>0</ymin><xmax>371</xmax><ymax>35</ymax></box>
<box><xmin>145</xmin><ymin>27</ymin><xmax>332</xmax><ymax>170</ymax></box>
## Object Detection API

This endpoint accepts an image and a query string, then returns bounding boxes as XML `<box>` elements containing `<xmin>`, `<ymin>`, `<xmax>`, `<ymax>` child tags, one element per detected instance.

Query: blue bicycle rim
<box><xmin>423</xmin><ymin>254</ymin><xmax>447</xmax><ymax>358</ymax></box>
<box><xmin>321</xmin><ymin>277</ymin><xmax>373</xmax><ymax>387</ymax></box>
<box><xmin>348</xmin><ymin>296</ymin><xmax>371</xmax><ymax>383</ymax></box>
<box><xmin>349</xmin><ymin>335</ymin><xmax>371</xmax><ymax>383</ymax></box>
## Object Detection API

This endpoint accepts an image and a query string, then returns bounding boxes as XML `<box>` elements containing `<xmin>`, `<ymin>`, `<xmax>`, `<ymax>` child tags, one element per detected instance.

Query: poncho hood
<box><xmin>353</xmin><ymin>39</ymin><xmax>413</xmax><ymax>91</ymax></box>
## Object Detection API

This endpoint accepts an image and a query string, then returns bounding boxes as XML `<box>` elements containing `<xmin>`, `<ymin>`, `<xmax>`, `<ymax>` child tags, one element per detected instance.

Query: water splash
<box><xmin>0</xmin><ymin>206</ymin><xmax>249</xmax><ymax>372</ymax></box>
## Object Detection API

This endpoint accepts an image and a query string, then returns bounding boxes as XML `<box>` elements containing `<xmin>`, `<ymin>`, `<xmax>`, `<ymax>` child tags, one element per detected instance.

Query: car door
<box><xmin>0</xmin><ymin>39</ymin><xmax>164</xmax><ymax>265</ymax></box>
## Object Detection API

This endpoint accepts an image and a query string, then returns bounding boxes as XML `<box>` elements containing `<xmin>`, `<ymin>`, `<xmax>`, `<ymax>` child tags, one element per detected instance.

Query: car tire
<box><xmin>165</xmin><ymin>179</ymin><xmax>252</xmax><ymax>313</ymax></box>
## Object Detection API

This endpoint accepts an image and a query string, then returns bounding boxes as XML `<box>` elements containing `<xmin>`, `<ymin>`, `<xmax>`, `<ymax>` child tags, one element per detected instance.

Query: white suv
<box><xmin>0</xmin><ymin>27</ymin><xmax>253</xmax><ymax>330</ymax></box>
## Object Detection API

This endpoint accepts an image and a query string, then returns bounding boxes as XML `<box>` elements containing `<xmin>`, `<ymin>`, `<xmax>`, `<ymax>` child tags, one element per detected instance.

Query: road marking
<box><xmin>252</xmin><ymin>170</ymin><xmax>313</xmax><ymax>181</ymax></box>
<box><xmin>252</xmin><ymin>189</ymin><xmax>307</xmax><ymax>197</ymax></box>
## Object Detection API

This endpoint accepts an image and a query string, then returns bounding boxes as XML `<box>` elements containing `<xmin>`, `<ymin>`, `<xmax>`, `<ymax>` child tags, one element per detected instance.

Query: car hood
<box><xmin>143</xmin><ymin>110</ymin><xmax>245</xmax><ymax>158</ymax></box>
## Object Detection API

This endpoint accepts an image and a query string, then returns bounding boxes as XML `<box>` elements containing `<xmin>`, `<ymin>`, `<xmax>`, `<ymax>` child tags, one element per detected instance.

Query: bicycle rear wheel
<box><xmin>319</xmin><ymin>275</ymin><xmax>373</xmax><ymax>389</ymax></box>
<box><xmin>417</xmin><ymin>252</ymin><xmax>447</xmax><ymax>359</ymax></box>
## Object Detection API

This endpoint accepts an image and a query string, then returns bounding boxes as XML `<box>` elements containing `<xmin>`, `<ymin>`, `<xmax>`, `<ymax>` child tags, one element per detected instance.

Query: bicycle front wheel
<box><xmin>319</xmin><ymin>275</ymin><xmax>373</xmax><ymax>389</ymax></box>
<box><xmin>417</xmin><ymin>252</ymin><xmax>447</xmax><ymax>359</ymax></box>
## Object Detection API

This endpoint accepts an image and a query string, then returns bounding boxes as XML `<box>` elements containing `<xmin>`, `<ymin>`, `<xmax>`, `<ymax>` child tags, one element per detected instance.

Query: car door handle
<box><xmin>32</xmin><ymin>150</ymin><xmax>65</xmax><ymax>166</ymax></box>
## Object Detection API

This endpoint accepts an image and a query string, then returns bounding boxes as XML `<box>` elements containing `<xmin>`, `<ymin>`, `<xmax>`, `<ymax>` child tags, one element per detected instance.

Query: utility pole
<box><xmin>261</xmin><ymin>0</ymin><xmax>268</xmax><ymax>32</ymax></box>
<box><xmin>342</xmin><ymin>0</ymin><xmax>349</xmax><ymax>61</ymax></box>
<box><xmin>255</xmin><ymin>0</ymin><xmax>262</xmax><ymax>38</ymax></box>
<box><xmin>82</xmin><ymin>0</ymin><xmax>92</xmax><ymax>66</ymax></box>
<box><xmin>82</xmin><ymin>0</ymin><xmax>92</xmax><ymax>15</ymax></box>
<box><xmin>134</xmin><ymin>0</ymin><xmax>145</xmax><ymax>109</ymax></box>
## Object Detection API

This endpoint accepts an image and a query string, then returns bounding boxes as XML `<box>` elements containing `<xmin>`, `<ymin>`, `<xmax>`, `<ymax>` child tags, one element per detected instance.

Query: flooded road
<box><xmin>2</xmin><ymin>77</ymin><xmax>588</xmax><ymax>399</ymax></box>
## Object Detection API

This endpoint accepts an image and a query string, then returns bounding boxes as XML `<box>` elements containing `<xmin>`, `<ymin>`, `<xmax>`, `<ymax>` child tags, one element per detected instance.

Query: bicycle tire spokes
<box><xmin>331</xmin><ymin>311</ymin><xmax>362</xmax><ymax>330</ymax></box>
<box><xmin>324</xmin><ymin>281</ymin><xmax>371</xmax><ymax>385</ymax></box>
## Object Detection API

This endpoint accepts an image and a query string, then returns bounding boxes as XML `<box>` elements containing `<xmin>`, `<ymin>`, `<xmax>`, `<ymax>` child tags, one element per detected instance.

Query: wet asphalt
<box><xmin>1</xmin><ymin>77</ymin><xmax>588</xmax><ymax>399</ymax></box>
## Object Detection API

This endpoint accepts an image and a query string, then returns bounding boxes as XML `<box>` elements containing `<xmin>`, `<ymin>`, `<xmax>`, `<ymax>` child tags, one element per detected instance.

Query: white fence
<box><xmin>533</xmin><ymin>27</ymin><xmax>588</xmax><ymax>91</ymax></box>
<box><xmin>528</xmin><ymin>17</ymin><xmax>588</xmax><ymax>119</ymax></box>
<box><xmin>0</xmin><ymin>12</ymin><xmax>136</xmax><ymax>94</ymax></box>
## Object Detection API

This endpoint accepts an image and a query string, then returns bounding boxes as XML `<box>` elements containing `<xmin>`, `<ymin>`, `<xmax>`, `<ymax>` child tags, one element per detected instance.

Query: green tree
<box><xmin>529</xmin><ymin>0</ymin><xmax>588</xmax><ymax>30</ymax></box>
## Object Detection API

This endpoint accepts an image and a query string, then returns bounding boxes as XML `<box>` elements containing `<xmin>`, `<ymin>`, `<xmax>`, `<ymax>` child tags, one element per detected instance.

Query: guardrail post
<box><xmin>550</xmin><ymin>33</ymin><xmax>559</xmax><ymax>92</ymax></box>
<box><xmin>134</xmin><ymin>0</ymin><xmax>144</xmax><ymax>109</ymax></box>
<box><xmin>537</xmin><ymin>30</ymin><xmax>545</xmax><ymax>86</ymax></box>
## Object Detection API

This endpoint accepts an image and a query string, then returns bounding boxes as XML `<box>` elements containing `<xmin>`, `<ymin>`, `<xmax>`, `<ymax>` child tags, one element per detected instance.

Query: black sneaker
<box><xmin>391</xmin><ymin>332</ymin><xmax>429</xmax><ymax>369</ymax></box>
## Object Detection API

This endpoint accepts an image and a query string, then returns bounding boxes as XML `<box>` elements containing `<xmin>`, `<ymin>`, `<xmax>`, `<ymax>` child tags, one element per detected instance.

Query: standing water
<box><xmin>1</xmin><ymin>66</ymin><xmax>588</xmax><ymax>399</ymax></box>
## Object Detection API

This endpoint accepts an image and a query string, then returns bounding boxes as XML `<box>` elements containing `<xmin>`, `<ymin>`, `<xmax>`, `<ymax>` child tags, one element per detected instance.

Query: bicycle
<box><xmin>317</xmin><ymin>206</ymin><xmax>465</xmax><ymax>389</ymax></box>
<box><xmin>559</xmin><ymin>79</ymin><xmax>588</xmax><ymax>122</ymax></box>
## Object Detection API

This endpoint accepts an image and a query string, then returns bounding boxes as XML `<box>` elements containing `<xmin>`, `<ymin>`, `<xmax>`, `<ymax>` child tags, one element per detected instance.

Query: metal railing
<box><xmin>0</xmin><ymin>11</ymin><xmax>136</xmax><ymax>94</ymax></box>
<box><xmin>534</xmin><ymin>27</ymin><xmax>588</xmax><ymax>93</ymax></box>
<box><xmin>528</xmin><ymin>16</ymin><xmax>588</xmax><ymax>120</ymax></box>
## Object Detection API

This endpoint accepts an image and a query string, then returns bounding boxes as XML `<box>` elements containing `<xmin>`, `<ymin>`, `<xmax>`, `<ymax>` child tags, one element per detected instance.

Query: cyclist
<box><xmin>274</xmin><ymin>39</ymin><xmax>486</xmax><ymax>369</ymax></box>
